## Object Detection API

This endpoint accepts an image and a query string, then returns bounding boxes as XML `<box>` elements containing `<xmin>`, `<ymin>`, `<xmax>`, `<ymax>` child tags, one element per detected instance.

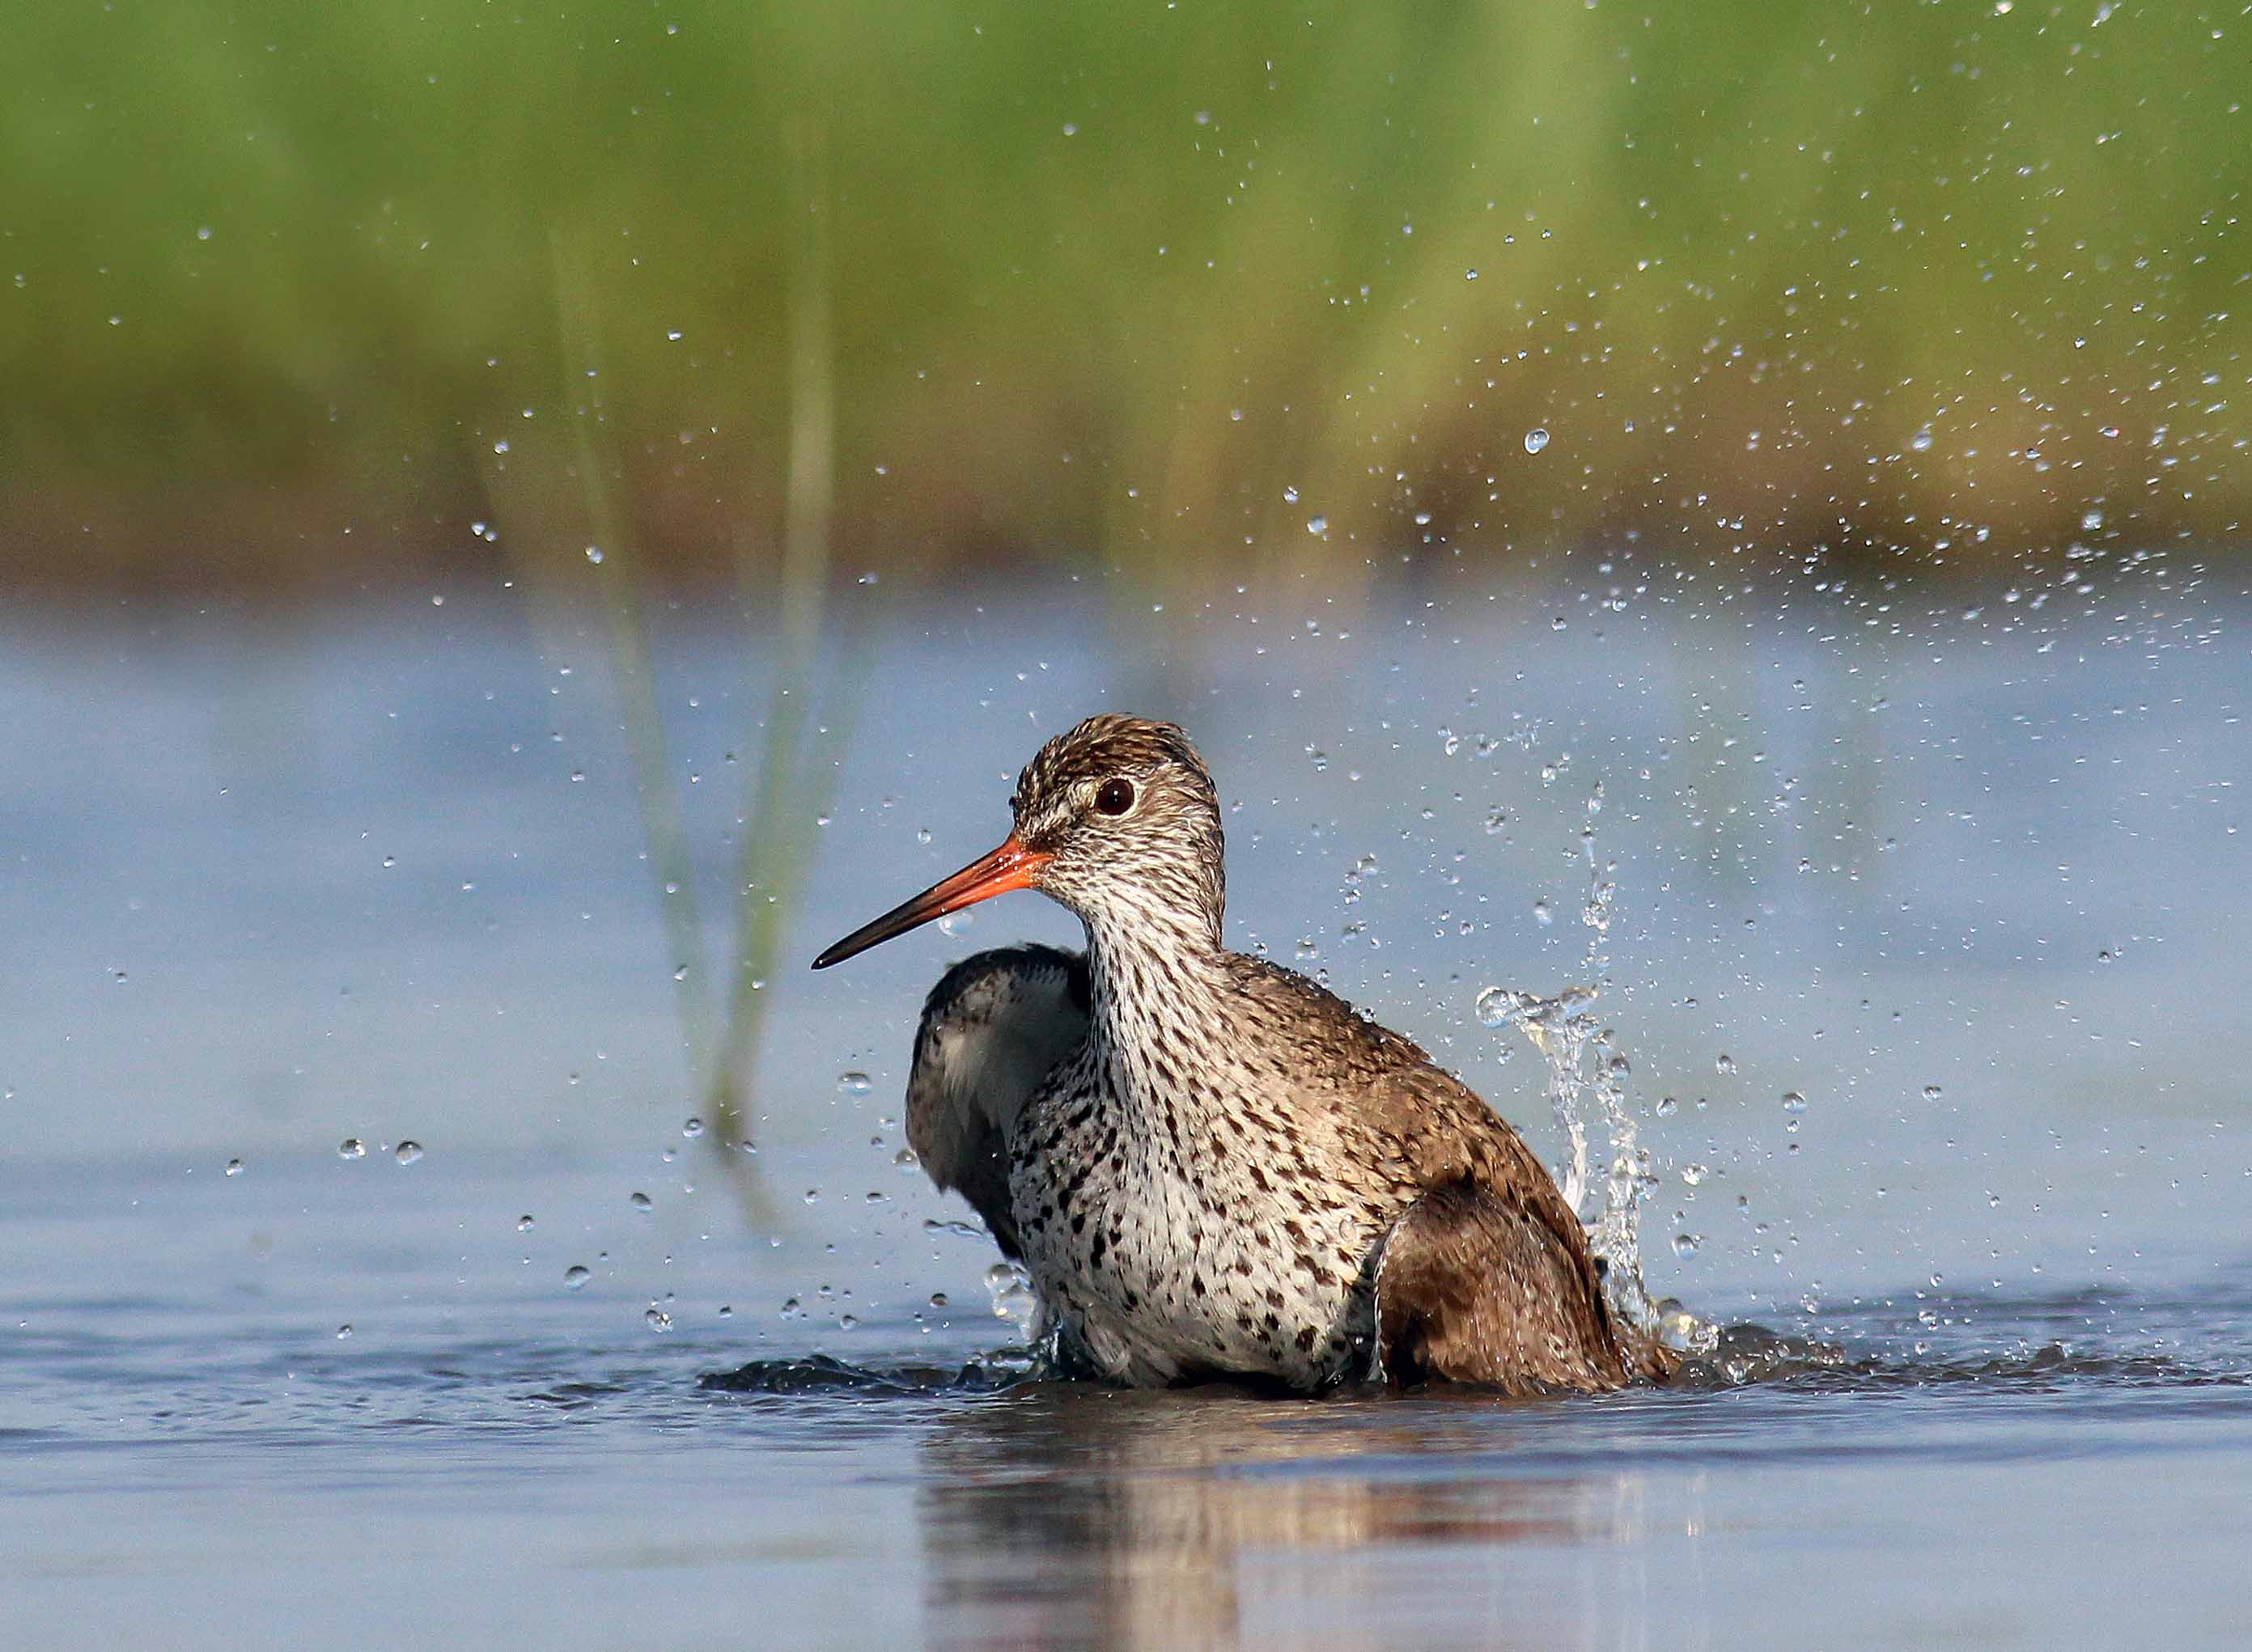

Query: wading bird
<box><xmin>814</xmin><ymin>715</ymin><xmax>1666</xmax><ymax>1394</ymax></box>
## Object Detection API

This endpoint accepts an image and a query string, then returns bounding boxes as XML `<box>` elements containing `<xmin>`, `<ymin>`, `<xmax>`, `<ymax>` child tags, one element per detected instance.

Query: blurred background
<box><xmin>2</xmin><ymin>0</ymin><xmax>2246</xmax><ymax>1310</ymax></box>
<box><xmin>6</xmin><ymin>0</ymin><xmax>2245</xmax><ymax>602</ymax></box>
<box><xmin>5</xmin><ymin>10</ymin><xmax>2250</xmax><ymax>1643</ymax></box>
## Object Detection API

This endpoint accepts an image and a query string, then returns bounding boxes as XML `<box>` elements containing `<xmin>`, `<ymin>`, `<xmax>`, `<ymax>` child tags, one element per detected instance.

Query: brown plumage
<box><xmin>816</xmin><ymin>714</ymin><xmax>1669</xmax><ymax>1395</ymax></box>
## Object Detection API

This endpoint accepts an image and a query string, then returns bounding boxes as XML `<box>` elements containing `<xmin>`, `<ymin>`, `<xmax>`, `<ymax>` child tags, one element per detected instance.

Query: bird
<box><xmin>812</xmin><ymin>714</ymin><xmax>1669</xmax><ymax>1396</ymax></box>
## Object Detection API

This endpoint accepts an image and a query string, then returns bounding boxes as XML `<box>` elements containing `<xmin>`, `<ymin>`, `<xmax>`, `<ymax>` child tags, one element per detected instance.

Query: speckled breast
<box><xmin>1007</xmin><ymin>1078</ymin><xmax>1392</xmax><ymax>1391</ymax></box>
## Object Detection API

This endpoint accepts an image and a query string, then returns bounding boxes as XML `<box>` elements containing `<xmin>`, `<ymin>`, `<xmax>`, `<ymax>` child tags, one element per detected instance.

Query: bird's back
<box><xmin>1215</xmin><ymin>953</ymin><xmax>1567</xmax><ymax>1192</ymax></box>
<box><xmin>1211</xmin><ymin>951</ymin><xmax>1643</xmax><ymax>1390</ymax></box>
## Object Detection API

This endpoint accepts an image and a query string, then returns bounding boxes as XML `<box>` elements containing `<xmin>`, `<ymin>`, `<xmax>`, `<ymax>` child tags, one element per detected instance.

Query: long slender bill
<box><xmin>811</xmin><ymin>837</ymin><xmax>1052</xmax><ymax>969</ymax></box>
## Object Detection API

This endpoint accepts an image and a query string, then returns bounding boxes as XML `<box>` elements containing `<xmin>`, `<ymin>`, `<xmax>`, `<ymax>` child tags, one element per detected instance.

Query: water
<box><xmin>2</xmin><ymin>577</ymin><xmax>2248</xmax><ymax>1647</ymax></box>
<box><xmin>8</xmin><ymin>1149</ymin><xmax>2246</xmax><ymax>1650</ymax></box>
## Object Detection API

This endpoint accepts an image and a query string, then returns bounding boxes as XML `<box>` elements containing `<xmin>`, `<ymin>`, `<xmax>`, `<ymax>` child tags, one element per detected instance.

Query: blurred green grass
<box><xmin>2</xmin><ymin>0</ymin><xmax>2245</xmax><ymax>595</ymax></box>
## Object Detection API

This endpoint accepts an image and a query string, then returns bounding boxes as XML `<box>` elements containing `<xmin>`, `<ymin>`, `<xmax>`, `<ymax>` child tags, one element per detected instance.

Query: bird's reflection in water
<box><xmin>915</xmin><ymin>1383</ymin><xmax>1673</xmax><ymax>1650</ymax></box>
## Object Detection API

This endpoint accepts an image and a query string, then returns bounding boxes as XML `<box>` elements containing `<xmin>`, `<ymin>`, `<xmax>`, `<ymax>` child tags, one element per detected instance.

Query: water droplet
<box><xmin>803</xmin><ymin>1188</ymin><xmax>821</xmax><ymax>1205</ymax></box>
<box><xmin>2081</xmin><ymin>508</ymin><xmax>2105</xmax><ymax>532</ymax></box>
<box><xmin>837</xmin><ymin>1070</ymin><xmax>872</xmax><ymax>1095</ymax></box>
<box><xmin>584</xmin><ymin>545</ymin><xmax>604</xmax><ymax>565</ymax></box>
<box><xmin>984</xmin><ymin>1261</ymin><xmax>1037</xmax><ymax>1322</ymax></box>
<box><xmin>1523</xmin><ymin>427</ymin><xmax>1550</xmax><ymax>455</ymax></box>
<box><xmin>1656</xmin><ymin>1095</ymin><xmax>1678</xmax><ymax>1117</ymax></box>
<box><xmin>644</xmin><ymin>1307</ymin><xmax>672</xmax><ymax>1332</ymax></box>
<box><xmin>336</xmin><ymin>1324</ymin><xmax>353</xmax><ymax>1339</ymax></box>
<box><xmin>563</xmin><ymin>1264</ymin><xmax>592</xmax><ymax>1290</ymax></box>
<box><xmin>1533</xmin><ymin>897</ymin><xmax>1553</xmax><ymax>926</ymax></box>
<box><xmin>1475</xmin><ymin>985</ymin><xmax>1533</xmax><ymax>1028</ymax></box>
<box><xmin>338</xmin><ymin>1137</ymin><xmax>366</xmax><ymax>1159</ymax></box>
<box><xmin>929</xmin><ymin>1291</ymin><xmax>948</xmax><ymax>1308</ymax></box>
<box><xmin>1781</xmin><ymin>1091</ymin><xmax>1807</xmax><ymax>1114</ymax></box>
<box><xmin>224</xmin><ymin>1158</ymin><xmax>244</xmax><ymax>1177</ymax></box>
<box><xmin>1295</xmin><ymin>938</ymin><xmax>1320</xmax><ymax>961</ymax></box>
<box><xmin>838</xmin><ymin>1313</ymin><xmax>859</xmax><ymax>1330</ymax></box>
<box><xmin>1682</xmin><ymin>1163</ymin><xmax>1711</xmax><ymax>1186</ymax></box>
<box><xmin>1306</xmin><ymin>515</ymin><xmax>1328</xmax><ymax>535</ymax></box>
<box><xmin>1922</xmin><ymin>1084</ymin><xmax>1943</xmax><ymax>1102</ymax></box>
<box><xmin>517</xmin><ymin>1214</ymin><xmax>535</xmax><ymax>1231</ymax></box>
<box><xmin>916</xmin><ymin>828</ymin><xmax>932</xmax><ymax>845</ymax></box>
<box><xmin>1672</xmin><ymin>1233</ymin><xmax>1702</xmax><ymax>1259</ymax></box>
<box><xmin>1715</xmin><ymin>1053</ymin><xmax>1737</xmax><ymax>1075</ymax></box>
<box><xmin>682</xmin><ymin>1116</ymin><xmax>704</xmax><ymax>1137</ymax></box>
<box><xmin>392</xmin><ymin>1141</ymin><xmax>423</xmax><ymax>1165</ymax></box>
<box><xmin>1909</xmin><ymin>426</ymin><xmax>1935</xmax><ymax>453</ymax></box>
<box><xmin>630</xmin><ymin>1191</ymin><xmax>652</xmax><ymax>1212</ymax></box>
<box><xmin>937</xmin><ymin>909</ymin><xmax>973</xmax><ymax>938</ymax></box>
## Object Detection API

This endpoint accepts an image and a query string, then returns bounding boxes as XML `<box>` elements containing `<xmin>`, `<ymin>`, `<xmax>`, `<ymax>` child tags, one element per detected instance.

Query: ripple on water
<box><xmin>698</xmin><ymin>1353</ymin><xmax>1033</xmax><ymax>1397</ymax></box>
<box><xmin>692</xmin><ymin>1299</ymin><xmax>2249</xmax><ymax>1410</ymax></box>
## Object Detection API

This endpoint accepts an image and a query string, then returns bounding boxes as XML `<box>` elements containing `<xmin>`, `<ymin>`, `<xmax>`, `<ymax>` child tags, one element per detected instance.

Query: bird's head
<box><xmin>812</xmin><ymin>714</ymin><xmax>1225</xmax><ymax>970</ymax></box>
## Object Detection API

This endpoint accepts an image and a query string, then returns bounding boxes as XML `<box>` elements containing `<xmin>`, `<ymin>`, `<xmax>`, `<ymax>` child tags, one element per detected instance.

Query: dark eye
<box><xmin>1094</xmin><ymin>777</ymin><xmax>1135</xmax><ymax>816</ymax></box>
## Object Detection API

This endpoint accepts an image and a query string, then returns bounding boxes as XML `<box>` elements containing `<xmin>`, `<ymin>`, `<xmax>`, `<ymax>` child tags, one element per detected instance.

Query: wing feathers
<box><xmin>1373</xmin><ymin>1179</ymin><xmax>1631</xmax><ymax>1394</ymax></box>
<box><xmin>905</xmin><ymin>945</ymin><xmax>1088</xmax><ymax>1259</ymax></box>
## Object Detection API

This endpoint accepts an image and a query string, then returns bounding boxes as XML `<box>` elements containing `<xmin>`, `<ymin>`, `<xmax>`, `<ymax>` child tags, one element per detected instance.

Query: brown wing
<box><xmin>1216</xmin><ymin>954</ymin><xmax>1669</xmax><ymax>1390</ymax></box>
<box><xmin>1372</xmin><ymin>1177</ymin><xmax>1630</xmax><ymax>1395</ymax></box>
<box><xmin>1354</xmin><ymin>1054</ymin><xmax>1639</xmax><ymax>1393</ymax></box>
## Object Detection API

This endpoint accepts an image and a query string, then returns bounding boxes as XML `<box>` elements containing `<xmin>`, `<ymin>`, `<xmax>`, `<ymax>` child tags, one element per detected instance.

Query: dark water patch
<box><xmin>1656</xmin><ymin>1329</ymin><xmax>2247</xmax><ymax>1403</ymax></box>
<box><xmin>524</xmin><ymin>1379</ymin><xmax>638</xmax><ymax>1411</ymax></box>
<box><xmin>698</xmin><ymin>1352</ymin><xmax>1035</xmax><ymax>1397</ymax></box>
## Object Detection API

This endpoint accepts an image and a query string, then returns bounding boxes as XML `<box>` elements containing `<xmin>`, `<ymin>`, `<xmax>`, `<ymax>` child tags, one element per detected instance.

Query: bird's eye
<box><xmin>1094</xmin><ymin>777</ymin><xmax>1135</xmax><ymax>816</ymax></box>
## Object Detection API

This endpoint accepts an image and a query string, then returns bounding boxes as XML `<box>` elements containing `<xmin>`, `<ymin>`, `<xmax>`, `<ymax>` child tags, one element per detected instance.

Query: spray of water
<box><xmin>1477</xmin><ymin>781</ymin><xmax>1714</xmax><ymax>1354</ymax></box>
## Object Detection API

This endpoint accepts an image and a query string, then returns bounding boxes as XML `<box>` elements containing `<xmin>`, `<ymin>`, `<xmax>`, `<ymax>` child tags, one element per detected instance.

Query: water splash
<box><xmin>1476</xmin><ymin>781</ymin><xmax>1711</xmax><ymax>1353</ymax></box>
<box><xmin>984</xmin><ymin>1260</ymin><xmax>1041</xmax><ymax>1326</ymax></box>
<box><xmin>1475</xmin><ymin>981</ymin><xmax>1665</xmax><ymax>1341</ymax></box>
<box><xmin>1475</xmin><ymin>982</ymin><xmax>1599</xmax><ymax>1209</ymax></box>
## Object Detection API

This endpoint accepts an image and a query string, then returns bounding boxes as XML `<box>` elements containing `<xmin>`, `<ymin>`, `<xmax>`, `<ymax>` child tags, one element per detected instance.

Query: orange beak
<box><xmin>811</xmin><ymin>837</ymin><xmax>1052</xmax><ymax>970</ymax></box>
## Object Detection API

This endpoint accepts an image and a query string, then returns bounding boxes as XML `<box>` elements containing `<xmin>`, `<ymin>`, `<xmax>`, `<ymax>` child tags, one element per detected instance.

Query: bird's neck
<box><xmin>1078</xmin><ymin>902</ymin><xmax>1232</xmax><ymax>1108</ymax></box>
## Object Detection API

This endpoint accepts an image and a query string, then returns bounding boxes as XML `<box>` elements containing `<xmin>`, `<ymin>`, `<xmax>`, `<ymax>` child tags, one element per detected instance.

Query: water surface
<box><xmin>3</xmin><ymin>578</ymin><xmax>2246</xmax><ymax>1646</ymax></box>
